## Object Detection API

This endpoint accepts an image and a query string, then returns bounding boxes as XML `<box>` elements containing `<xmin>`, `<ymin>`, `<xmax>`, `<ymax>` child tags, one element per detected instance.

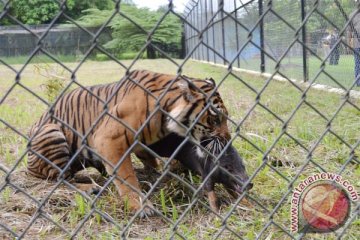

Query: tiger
<box><xmin>27</xmin><ymin>69</ymin><xmax>231</xmax><ymax>216</ymax></box>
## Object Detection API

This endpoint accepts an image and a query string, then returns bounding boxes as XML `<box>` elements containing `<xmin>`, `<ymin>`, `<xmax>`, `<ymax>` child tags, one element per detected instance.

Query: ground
<box><xmin>0</xmin><ymin>58</ymin><xmax>359</xmax><ymax>239</ymax></box>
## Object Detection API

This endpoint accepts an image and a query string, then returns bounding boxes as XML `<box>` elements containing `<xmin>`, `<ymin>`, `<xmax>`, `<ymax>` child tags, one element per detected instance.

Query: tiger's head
<box><xmin>167</xmin><ymin>75</ymin><xmax>231</xmax><ymax>156</ymax></box>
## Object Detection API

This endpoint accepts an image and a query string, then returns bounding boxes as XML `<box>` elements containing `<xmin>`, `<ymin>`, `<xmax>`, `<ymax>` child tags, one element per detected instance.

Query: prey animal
<box><xmin>136</xmin><ymin>133</ymin><xmax>253</xmax><ymax>211</ymax></box>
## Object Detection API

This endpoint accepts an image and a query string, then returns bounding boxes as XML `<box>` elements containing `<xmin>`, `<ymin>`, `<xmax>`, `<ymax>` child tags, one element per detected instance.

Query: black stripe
<box><xmin>81</xmin><ymin>114</ymin><xmax>86</xmax><ymax>135</ymax></box>
<box><xmin>212</xmin><ymin>98</ymin><xmax>220</xmax><ymax>105</ymax></box>
<box><xmin>151</xmin><ymin>86</ymin><xmax>179</xmax><ymax>93</ymax></box>
<box><xmin>200</xmin><ymin>86</ymin><xmax>213</xmax><ymax>92</ymax></box>
<box><xmin>113</xmin><ymin>86</ymin><xmax>120</xmax><ymax>105</ymax></box>
<box><xmin>146</xmin><ymin>83</ymin><xmax>156</xmax><ymax>89</ymax></box>
<box><xmin>55</xmin><ymin>108</ymin><xmax>59</xmax><ymax>118</ymax></box>
<box><xmin>124</xmin><ymin>130</ymin><xmax>130</xmax><ymax>147</ymax></box>
<box><xmin>40</xmin><ymin>128</ymin><xmax>59</xmax><ymax>136</ymax></box>
<box><xmin>71</xmin><ymin>132</ymin><xmax>77</xmax><ymax>154</ymax></box>
<box><xmin>144</xmin><ymin>74</ymin><xmax>161</xmax><ymax>87</ymax></box>
<box><xmin>162</xmin><ymin>79</ymin><xmax>174</xmax><ymax>88</ymax></box>
<box><xmin>138</xmin><ymin>72</ymin><xmax>150</xmax><ymax>83</ymax></box>
<box><xmin>84</xmin><ymin>90</ymin><xmax>89</xmax><ymax>110</ymax></box>
<box><xmin>105</xmin><ymin>85</ymin><xmax>111</xmax><ymax>100</ymax></box>
<box><xmin>139</xmin><ymin>120</ymin><xmax>146</xmax><ymax>141</ymax></box>
<box><xmin>32</xmin><ymin>130</ymin><xmax>63</xmax><ymax>146</ymax></box>
<box><xmin>184</xmin><ymin>100</ymin><xmax>201</xmax><ymax>120</ymax></box>
<box><xmin>76</xmin><ymin>90</ymin><xmax>84</xmax><ymax>133</ymax></box>
<box><xmin>65</xmin><ymin>93</ymin><xmax>73</xmax><ymax>125</ymax></box>
<box><xmin>181</xmin><ymin>120</ymin><xmax>189</xmax><ymax>126</ymax></box>
<box><xmin>123</xmin><ymin>81</ymin><xmax>134</xmax><ymax>96</ymax></box>
<box><xmin>38</xmin><ymin>138</ymin><xmax>67</xmax><ymax>150</ymax></box>
<box><xmin>129</xmin><ymin>81</ymin><xmax>139</xmax><ymax>92</ymax></box>
<box><xmin>48</xmin><ymin>152</ymin><xmax>70</xmax><ymax>162</ymax></box>
<box><xmin>59</xmin><ymin>94</ymin><xmax>68</xmax><ymax>121</ymax></box>
<box><xmin>72</xmin><ymin>111</ymin><xmax>77</xmax><ymax>132</ymax></box>
<box><xmin>92</xmin><ymin>93</ymin><xmax>97</xmax><ymax>119</ymax></box>
<box><xmin>130</xmin><ymin>70</ymin><xmax>140</xmax><ymax>79</ymax></box>
<box><xmin>166</xmin><ymin>94</ymin><xmax>183</xmax><ymax>109</ymax></box>
<box><xmin>95</xmin><ymin>87</ymin><xmax>101</xmax><ymax>108</ymax></box>
<box><xmin>195</xmin><ymin>122</ymin><xmax>207</xmax><ymax>128</ymax></box>
<box><xmin>145</xmin><ymin>94</ymin><xmax>152</xmax><ymax>138</ymax></box>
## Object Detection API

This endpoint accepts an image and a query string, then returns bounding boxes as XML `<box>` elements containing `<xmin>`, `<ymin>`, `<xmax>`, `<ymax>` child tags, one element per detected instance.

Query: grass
<box><xmin>0</xmin><ymin>58</ymin><xmax>359</xmax><ymax>239</ymax></box>
<box><xmin>0</xmin><ymin>52</ymin><xmax>147</xmax><ymax>66</ymax></box>
<box><xmin>233</xmin><ymin>54</ymin><xmax>360</xmax><ymax>89</ymax></box>
<box><xmin>2</xmin><ymin>54</ymin><xmax>79</xmax><ymax>65</ymax></box>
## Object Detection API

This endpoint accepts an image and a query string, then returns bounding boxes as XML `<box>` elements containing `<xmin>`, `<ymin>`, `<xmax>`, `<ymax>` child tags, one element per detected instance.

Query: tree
<box><xmin>7</xmin><ymin>0</ymin><xmax>113</xmax><ymax>24</ymax></box>
<box><xmin>66</xmin><ymin>0</ymin><xmax>114</xmax><ymax>19</ymax></box>
<box><xmin>79</xmin><ymin>4</ymin><xmax>182</xmax><ymax>58</ymax></box>
<box><xmin>10</xmin><ymin>0</ymin><xmax>59</xmax><ymax>24</ymax></box>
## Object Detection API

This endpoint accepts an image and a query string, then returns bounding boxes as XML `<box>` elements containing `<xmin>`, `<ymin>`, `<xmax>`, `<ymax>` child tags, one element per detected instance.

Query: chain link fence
<box><xmin>184</xmin><ymin>0</ymin><xmax>360</xmax><ymax>89</ymax></box>
<box><xmin>1</xmin><ymin>0</ymin><xmax>360</xmax><ymax>239</ymax></box>
<box><xmin>0</xmin><ymin>24</ymin><xmax>111</xmax><ymax>57</ymax></box>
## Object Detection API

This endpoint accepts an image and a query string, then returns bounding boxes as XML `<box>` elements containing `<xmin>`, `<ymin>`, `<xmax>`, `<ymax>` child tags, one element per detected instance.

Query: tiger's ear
<box><xmin>177</xmin><ymin>78</ymin><xmax>199</xmax><ymax>102</ymax></box>
<box><xmin>205</xmin><ymin>77</ymin><xmax>216</xmax><ymax>86</ymax></box>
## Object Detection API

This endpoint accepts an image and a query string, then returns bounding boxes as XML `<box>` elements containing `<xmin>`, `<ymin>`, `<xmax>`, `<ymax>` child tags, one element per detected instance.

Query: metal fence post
<box><xmin>301</xmin><ymin>0</ymin><xmax>309</xmax><ymax>82</ymax></box>
<box><xmin>211</xmin><ymin>0</ymin><xmax>216</xmax><ymax>63</ymax></box>
<box><xmin>200</xmin><ymin>0</ymin><xmax>205</xmax><ymax>61</ymax></box>
<box><xmin>234</xmin><ymin>0</ymin><xmax>240</xmax><ymax>68</ymax></box>
<box><xmin>259</xmin><ymin>0</ymin><xmax>265</xmax><ymax>73</ymax></box>
<box><xmin>220</xmin><ymin>0</ymin><xmax>226</xmax><ymax>64</ymax></box>
<box><xmin>196</xmin><ymin>1</ymin><xmax>201</xmax><ymax>60</ymax></box>
<box><xmin>192</xmin><ymin>5</ymin><xmax>196</xmax><ymax>60</ymax></box>
<box><xmin>181</xmin><ymin>22</ymin><xmax>186</xmax><ymax>59</ymax></box>
<box><xmin>205</xmin><ymin>0</ymin><xmax>210</xmax><ymax>62</ymax></box>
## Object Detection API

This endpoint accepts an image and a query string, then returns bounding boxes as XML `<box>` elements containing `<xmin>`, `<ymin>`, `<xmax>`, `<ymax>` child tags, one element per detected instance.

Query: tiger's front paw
<box><xmin>124</xmin><ymin>192</ymin><xmax>155</xmax><ymax>218</ymax></box>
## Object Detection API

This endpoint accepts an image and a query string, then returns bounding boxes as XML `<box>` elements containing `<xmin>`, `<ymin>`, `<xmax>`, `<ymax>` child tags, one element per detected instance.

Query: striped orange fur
<box><xmin>27</xmin><ymin>69</ymin><xmax>230</xmax><ymax>215</ymax></box>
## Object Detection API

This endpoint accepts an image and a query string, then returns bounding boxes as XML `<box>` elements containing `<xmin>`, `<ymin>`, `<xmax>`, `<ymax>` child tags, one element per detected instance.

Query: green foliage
<box><xmin>169</xmin><ymin>197</ymin><xmax>178</xmax><ymax>222</ymax></box>
<box><xmin>242</xmin><ymin>0</ymin><xmax>357</xmax><ymax>48</ymax></box>
<box><xmin>6</xmin><ymin>0</ymin><xmax>113</xmax><ymax>24</ymax></box>
<box><xmin>78</xmin><ymin>4</ymin><xmax>182</xmax><ymax>56</ymax></box>
<box><xmin>160</xmin><ymin>188</ymin><xmax>168</xmax><ymax>216</ymax></box>
<box><xmin>68</xmin><ymin>193</ymin><xmax>91</xmax><ymax>226</ymax></box>
<box><xmin>1</xmin><ymin>187</ymin><xmax>11</xmax><ymax>203</ymax></box>
<box><xmin>317</xmin><ymin>0</ymin><xmax>356</xmax><ymax>29</ymax></box>
<box><xmin>34</xmin><ymin>64</ymin><xmax>67</xmax><ymax>103</ymax></box>
<box><xmin>65</xmin><ymin>0</ymin><xmax>114</xmax><ymax>19</ymax></box>
<box><xmin>43</xmin><ymin>78</ymin><xmax>65</xmax><ymax>103</ymax></box>
<box><xmin>74</xmin><ymin>194</ymin><xmax>87</xmax><ymax>217</ymax></box>
<box><xmin>10</xmin><ymin>0</ymin><xmax>59</xmax><ymax>24</ymax></box>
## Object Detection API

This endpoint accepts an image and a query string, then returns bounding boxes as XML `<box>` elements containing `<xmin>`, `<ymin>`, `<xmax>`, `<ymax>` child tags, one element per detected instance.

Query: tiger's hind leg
<box><xmin>27</xmin><ymin>123</ymin><xmax>71</xmax><ymax>180</ymax></box>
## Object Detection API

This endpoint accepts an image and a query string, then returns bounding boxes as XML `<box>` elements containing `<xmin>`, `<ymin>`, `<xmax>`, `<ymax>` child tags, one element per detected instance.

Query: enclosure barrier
<box><xmin>184</xmin><ymin>0</ymin><xmax>360</xmax><ymax>89</ymax></box>
<box><xmin>0</xmin><ymin>0</ymin><xmax>359</xmax><ymax>239</ymax></box>
<box><xmin>0</xmin><ymin>24</ymin><xmax>111</xmax><ymax>57</ymax></box>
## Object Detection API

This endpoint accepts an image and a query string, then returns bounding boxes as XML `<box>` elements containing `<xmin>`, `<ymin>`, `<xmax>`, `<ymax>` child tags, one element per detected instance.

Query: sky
<box><xmin>132</xmin><ymin>0</ymin><xmax>189</xmax><ymax>13</ymax></box>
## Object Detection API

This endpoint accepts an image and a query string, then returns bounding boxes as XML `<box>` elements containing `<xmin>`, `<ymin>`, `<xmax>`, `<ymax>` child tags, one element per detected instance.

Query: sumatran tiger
<box><xmin>27</xmin><ymin>69</ymin><xmax>231</xmax><ymax>216</ymax></box>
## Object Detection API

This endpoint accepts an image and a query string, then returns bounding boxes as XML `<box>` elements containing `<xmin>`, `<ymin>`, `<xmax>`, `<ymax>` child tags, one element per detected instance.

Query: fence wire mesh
<box><xmin>0</xmin><ymin>0</ymin><xmax>359</xmax><ymax>239</ymax></box>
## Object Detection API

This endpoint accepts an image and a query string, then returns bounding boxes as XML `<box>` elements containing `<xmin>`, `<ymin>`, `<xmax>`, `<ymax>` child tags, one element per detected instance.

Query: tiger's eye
<box><xmin>215</xmin><ymin>117</ymin><xmax>221</xmax><ymax>125</ymax></box>
<box><xmin>209</xmin><ymin>115</ymin><xmax>221</xmax><ymax>126</ymax></box>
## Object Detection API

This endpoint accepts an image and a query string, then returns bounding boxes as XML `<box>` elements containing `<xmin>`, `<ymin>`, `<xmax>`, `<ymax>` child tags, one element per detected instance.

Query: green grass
<box><xmin>1</xmin><ymin>51</ymin><xmax>150</xmax><ymax>66</ymax></box>
<box><xmin>0</xmin><ymin>58</ymin><xmax>359</xmax><ymax>239</ymax></box>
<box><xmin>1</xmin><ymin>52</ymin><xmax>146</xmax><ymax>67</ymax></box>
<box><xmin>2</xmin><ymin>54</ymin><xmax>79</xmax><ymax>65</ymax></box>
<box><xmin>238</xmin><ymin>54</ymin><xmax>360</xmax><ymax>89</ymax></box>
<box><xmin>4</xmin><ymin>52</ymin><xmax>359</xmax><ymax>89</ymax></box>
